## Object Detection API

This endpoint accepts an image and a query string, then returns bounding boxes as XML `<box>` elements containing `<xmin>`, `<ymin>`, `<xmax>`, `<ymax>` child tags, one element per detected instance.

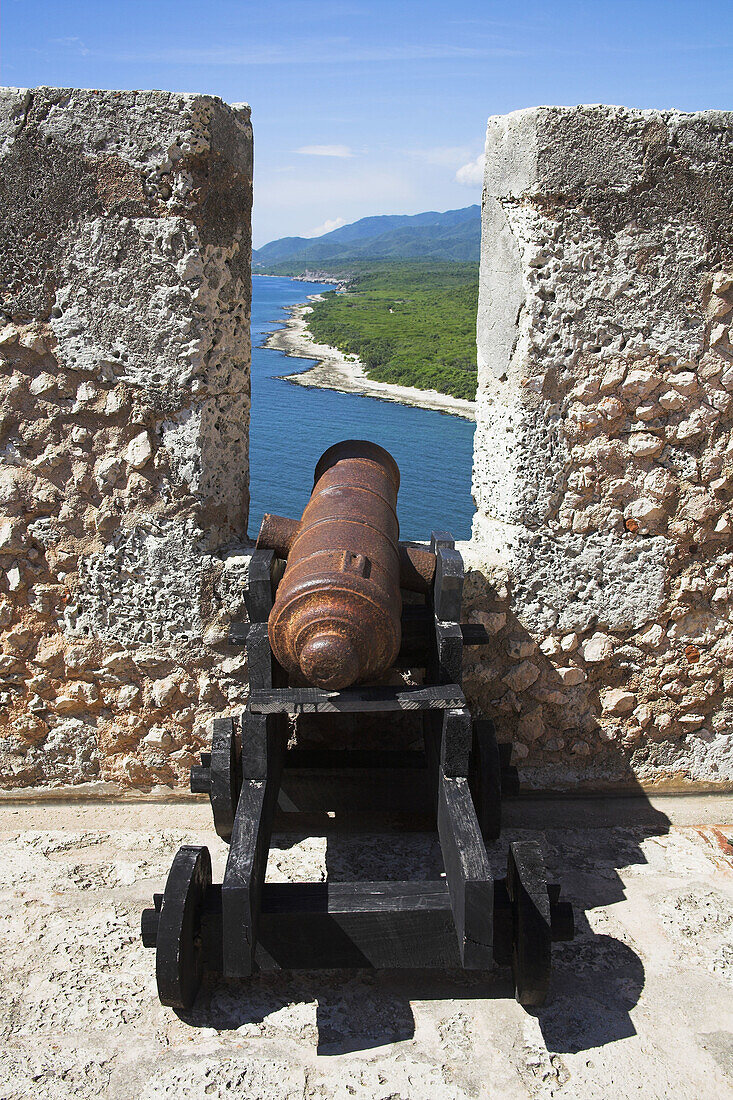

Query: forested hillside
<box><xmin>254</xmin><ymin>206</ymin><xmax>480</xmax><ymax>268</ymax></box>
<box><xmin>306</xmin><ymin>263</ymin><xmax>479</xmax><ymax>401</ymax></box>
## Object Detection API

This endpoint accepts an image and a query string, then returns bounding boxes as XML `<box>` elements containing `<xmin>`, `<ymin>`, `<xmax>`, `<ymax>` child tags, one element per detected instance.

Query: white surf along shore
<box><xmin>265</xmin><ymin>294</ymin><xmax>476</xmax><ymax>421</ymax></box>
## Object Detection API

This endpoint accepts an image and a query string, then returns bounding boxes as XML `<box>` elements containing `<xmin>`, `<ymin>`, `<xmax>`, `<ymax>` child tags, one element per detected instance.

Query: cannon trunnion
<box><xmin>142</xmin><ymin>443</ymin><xmax>574</xmax><ymax>1012</ymax></box>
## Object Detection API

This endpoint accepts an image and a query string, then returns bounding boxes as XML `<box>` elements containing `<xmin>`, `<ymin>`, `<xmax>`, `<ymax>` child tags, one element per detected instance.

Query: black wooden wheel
<box><xmin>469</xmin><ymin>718</ymin><xmax>502</xmax><ymax>841</ymax></box>
<box><xmin>210</xmin><ymin>717</ymin><xmax>241</xmax><ymax>843</ymax></box>
<box><xmin>155</xmin><ymin>845</ymin><xmax>212</xmax><ymax>1011</ymax></box>
<box><xmin>507</xmin><ymin>840</ymin><xmax>552</xmax><ymax>1007</ymax></box>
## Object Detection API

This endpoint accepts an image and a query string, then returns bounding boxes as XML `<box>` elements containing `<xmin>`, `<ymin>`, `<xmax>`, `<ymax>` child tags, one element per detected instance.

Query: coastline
<box><xmin>265</xmin><ymin>297</ymin><xmax>476</xmax><ymax>422</ymax></box>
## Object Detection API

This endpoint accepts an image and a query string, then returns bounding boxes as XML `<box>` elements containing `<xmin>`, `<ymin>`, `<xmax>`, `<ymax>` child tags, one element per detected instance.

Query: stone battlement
<box><xmin>469</xmin><ymin>105</ymin><xmax>733</xmax><ymax>788</ymax></box>
<box><xmin>0</xmin><ymin>88</ymin><xmax>253</xmax><ymax>789</ymax></box>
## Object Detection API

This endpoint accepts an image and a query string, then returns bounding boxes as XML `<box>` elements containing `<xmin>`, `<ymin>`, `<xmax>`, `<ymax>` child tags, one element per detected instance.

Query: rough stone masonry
<box><xmin>467</xmin><ymin>105</ymin><xmax>733</xmax><ymax>788</ymax></box>
<box><xmin>0</xmin><ymin>88</ymin><xmax>253</xmax><ymax>790</ymax></box>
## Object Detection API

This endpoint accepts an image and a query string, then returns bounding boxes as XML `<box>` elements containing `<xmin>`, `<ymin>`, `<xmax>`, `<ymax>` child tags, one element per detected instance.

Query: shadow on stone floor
<box><xmin>178</xmin><ymin>939</ymin><xmax>642</xmax><ymax>1057</ymax></box>
<box><xmin>527</xmin><ymin>787</ymin><xmax>671</xmax><ymax>1054</ymax></box>
<box><xmin>177</xmin><ymin>790</ymin><xmax>667</xmax><ymax>1057</ymax></box>
<box><xmin>532</xmin><ymin>928</ymin><xmax>645</xmax><ymax>1054</ymax></box>
<box><xmin>178</xmin><ymin>967</ymin><xmax>514</xmax><ymax>1054</ymax></box>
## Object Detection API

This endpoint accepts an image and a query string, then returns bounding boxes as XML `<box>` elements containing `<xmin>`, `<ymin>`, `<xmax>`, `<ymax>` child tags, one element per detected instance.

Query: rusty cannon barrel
<box><xmin>256</xmin><ymin>440</ymin><xmax>434</xmax><ymax>690</ymax></box>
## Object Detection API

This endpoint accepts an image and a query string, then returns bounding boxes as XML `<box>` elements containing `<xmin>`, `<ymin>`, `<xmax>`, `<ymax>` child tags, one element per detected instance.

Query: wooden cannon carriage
<box><xmin>141</xmin><ymin>441</ymin><xmax>574</xmax><ymax>1010</ymax></box>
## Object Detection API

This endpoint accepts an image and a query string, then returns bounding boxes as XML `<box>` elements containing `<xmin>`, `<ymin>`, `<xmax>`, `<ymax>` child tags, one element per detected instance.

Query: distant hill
<box><xmin>253</xmin><ymin>205</ymin><xmax>481</xmax><ymax>268</ymax></box>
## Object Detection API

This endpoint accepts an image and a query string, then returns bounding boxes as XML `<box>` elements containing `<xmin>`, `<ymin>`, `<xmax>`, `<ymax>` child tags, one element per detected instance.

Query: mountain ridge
<box><xmin>254</xmin><ymin>205</ymin><xmax>481</xmax><ymax>267</ymax></box>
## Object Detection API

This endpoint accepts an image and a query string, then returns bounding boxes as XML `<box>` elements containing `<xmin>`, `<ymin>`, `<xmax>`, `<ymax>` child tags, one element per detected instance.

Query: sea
<box><xmin>248</xmin><ymin>275</ymin><xmax>477</xmax><ymax>542</ymax></box>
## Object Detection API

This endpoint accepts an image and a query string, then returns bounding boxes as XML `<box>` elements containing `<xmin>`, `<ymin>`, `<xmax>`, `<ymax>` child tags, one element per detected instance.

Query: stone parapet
<box><xmin>470</xmin><ymin>105</ymin><xmax>733</xmax><ymax>787</ymax></box>
<box><xmin>0</xmin><ymin>87</ymin><xmax>253</xmax><ymax>788</ymax></box>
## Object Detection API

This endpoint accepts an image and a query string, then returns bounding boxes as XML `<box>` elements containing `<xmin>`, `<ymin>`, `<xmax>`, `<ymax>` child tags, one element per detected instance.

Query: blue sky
<box><xmin>3</xmin><ymin>0</ymin><xmax>732</xmax><ymax>246</ymax></box>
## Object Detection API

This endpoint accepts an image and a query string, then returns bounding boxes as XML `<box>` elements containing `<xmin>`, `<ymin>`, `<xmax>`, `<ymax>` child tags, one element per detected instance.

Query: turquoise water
<box><xmin>248</xmin><ymin>275</ymin><xmax>476</xmax><ymax>542</ymax></box>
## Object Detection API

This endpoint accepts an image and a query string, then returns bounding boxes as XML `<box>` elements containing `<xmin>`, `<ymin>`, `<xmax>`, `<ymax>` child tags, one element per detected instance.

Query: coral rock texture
<box><xmin>469</xmin><ymin>105</ymin><xmax>733</xmax><ymax>787</ymax></box>
<box><xmin>0</xmin><ymin>87</ymin><xmax>253</xmax><ymax>789</ymax></box>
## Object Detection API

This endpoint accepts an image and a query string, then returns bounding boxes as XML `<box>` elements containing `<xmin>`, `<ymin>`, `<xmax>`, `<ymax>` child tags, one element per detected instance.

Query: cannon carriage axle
<box><xmin>142</xmin><ymin>443</ymin><xmax>574</xmax><ymax>1012</ymax></box>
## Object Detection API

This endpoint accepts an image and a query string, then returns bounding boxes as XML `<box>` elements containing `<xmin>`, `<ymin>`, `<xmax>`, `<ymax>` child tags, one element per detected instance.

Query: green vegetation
<box><xmin>255</xmin><ymin>206</ymin><xmax>481</xmax><ymax>398</ymax></box>
<box><xmin>303</xmin><ymin>262</ymin><xmax>479</xmax><ymax>401</ymax></box>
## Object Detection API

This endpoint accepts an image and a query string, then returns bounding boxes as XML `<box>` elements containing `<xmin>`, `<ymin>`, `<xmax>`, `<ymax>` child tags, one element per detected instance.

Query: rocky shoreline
<box><xmin>265</xmin><ymin>296</ymin><xmax>476</xmax><ymax>421</ymax></box>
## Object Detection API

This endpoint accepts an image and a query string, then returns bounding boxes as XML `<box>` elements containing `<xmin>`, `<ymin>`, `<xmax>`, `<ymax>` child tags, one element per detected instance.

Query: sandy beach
<box><xmin>265</xmin><ymin>297</ymin><xmax>476</xmax><ymax>421</ymax></box>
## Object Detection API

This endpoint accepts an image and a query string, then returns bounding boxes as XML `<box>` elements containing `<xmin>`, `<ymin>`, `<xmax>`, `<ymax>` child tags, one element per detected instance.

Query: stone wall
<box><xmin>467</xmin><ymin>105</ymin><xmax>733</xmax><ymax>788</ymax></box>
<box><xmin>0</xmin><ymin>87</ymin><xmax>253</xmax><ymax>790</ymax></box>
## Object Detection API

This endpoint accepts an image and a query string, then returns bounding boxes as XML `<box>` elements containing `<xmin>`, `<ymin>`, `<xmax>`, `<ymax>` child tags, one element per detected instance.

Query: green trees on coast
<box><xmin>304</xmin><ymin>263</ymin><xmax>479</xmax><ymax>401</ymax></box>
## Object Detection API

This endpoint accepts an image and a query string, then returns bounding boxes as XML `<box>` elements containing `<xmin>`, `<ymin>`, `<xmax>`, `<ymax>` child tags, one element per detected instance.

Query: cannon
<box><xmin>142</xmin><ymin>441</ymin><xmax>574</xmax><ymax>1012</ymax></box>
<box><xmin>259</xmin><ymin>440</ymin><xmax>438</xmax><ymax>688</ymax></box>
<box><xmin>260</xmin><ymin>440</ymin><xmax>404</xmax><ymax>688</ymax></box>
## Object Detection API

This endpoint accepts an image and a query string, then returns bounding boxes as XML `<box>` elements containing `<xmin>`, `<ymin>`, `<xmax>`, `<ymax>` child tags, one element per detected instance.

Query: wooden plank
<box><xmin>460</xmin><ymin>623</ymin><xmax>492</xmax><ymax>647</ymax></box>
<box><xmin>430</xmin><ymin>530</ymin><xmax>455</xmax><ymax>552</ymax></box>
<box><xmin>426</xmin><ymin>594</ymin><xmax>463</xmax><ymax>690</ymax></box>
<box><xmin>507</xmin><ymin>840</ymin><xmax>552</xmax><ymax>1005</ymax></box>
<box><xmin>434</xmin><ymin>620</ymin><xmax>463</xmax><ymax>685</ymax></box>
<box><xmin>263</xmin><ymin>880</ymin><xmax>450</xmax><ymax>913</ymax></box>
<box><xmin>422</xmin><ymin>707</ymin><xmax>471</xmax><ymax>785</ymax></box>
<box><xmin>246</xmin><ymin>622</ymin><xmax>272</xmax><ymax>691</ymax></box>
<box><xmin>385</xmin><ymin>610</ymin><xmax>491</xmax><ymax>669</ymax></box>
<box><xmin>241</xmin><ymin>710</ymin><xmax>268</xmax><ymax>780</ymax></box>
<box><xmin>221</xmin><ymin>715</ymin><xmax>286</xmax><ymax>978</ymax></box>
<box><xmin>244</xmin><ymin>549</ymin><xmax>274</xmax><ymax>623</ymax></box>
<box><xmin>437</xmin><ymin>771</ymin><xmax>494</xmax><ymax>969</ymax></box>
<box><xmin>283</xmin><ymin>748</ymin><xmax>426</xmax><ymax>770</ymax></box>
<box><xmin>433</xmin><ymin>545</ymin><xmax>464</xmax><ymax>624</ymax></box>
<box><xmin>228</xmin><ymin>621</ymin><xmax>249</xmax><ymax>646</ymax></box>
<box><xmin>209</xmin><ymin>717</ymin><xmax>240</xmax><ymax>841</ymax></box>
<box><xmin>440</xmin><ymin>707</ymin><xmax>472</xmax><ymax>779</ymax></box>
<box><xmin>231</xmin><ymin>606</ymin><xmax>488</xmax><ymax>668</ymax></box>
<box><xmin>272</xmin><ymin>808</ymin><xmax>436</xmax><ymax>834</ymax></box>
<box><xmin>278</xmin><ymin>765</ymin><xmax>432</xmax><ymax>816</ymax></box>
<box><xmin>222</xmin><ymin>780</ymin><xmax>267</xmax><ymax>979</ymax></box>
<box><xmin>249</xmin><ymin>684</ymin><xmax>465</xmax><ymax>715</ymax></box>
<box><xmin>469</xmin><ymin>718</ymin><xmax>503</xmax><ymax>842</ymax></box>
<box><xmin>256</xmin><ymin>881</ymin><xmax>461</xmax><ymax>970</ymax></box>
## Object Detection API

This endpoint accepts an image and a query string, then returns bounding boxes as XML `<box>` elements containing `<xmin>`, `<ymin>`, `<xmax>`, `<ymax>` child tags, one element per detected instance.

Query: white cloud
<box><xmin>306</xmin><ymin>217</ymin><xmax>347</xmax><ymax>238</ymax></box>
<box><xmin>455</xmin><ymin>153</ymin><xmax>485</xmax><ymax>186</ymax></box>
<box><xmin>296</xmin><ymin>145</ymin><xmax>354</xmax><ymax>158</ymax></box>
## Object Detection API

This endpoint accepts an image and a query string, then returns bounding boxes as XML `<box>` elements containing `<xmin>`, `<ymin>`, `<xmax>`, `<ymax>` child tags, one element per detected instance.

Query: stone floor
<box><xmin>1</xmin><ymin>795</ymin><xmax>732</xmax><ymax>1099</ymax></box>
